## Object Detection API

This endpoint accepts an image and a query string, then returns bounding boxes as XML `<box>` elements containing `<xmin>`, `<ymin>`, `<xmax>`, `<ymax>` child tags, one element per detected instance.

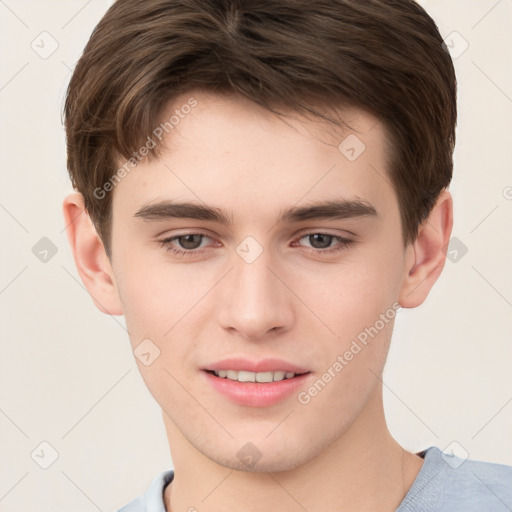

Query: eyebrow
<box><xmin>133</xmin><ymin>198</ymin><xmax>377</xmax><ymax>225</ymax></box>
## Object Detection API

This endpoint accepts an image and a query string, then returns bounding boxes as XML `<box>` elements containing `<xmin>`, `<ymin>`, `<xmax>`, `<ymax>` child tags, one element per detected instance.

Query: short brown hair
<box><xmin>64</xmin><ymin>0</ymin><xmax>457</xmax><ymax>257</ymax></box>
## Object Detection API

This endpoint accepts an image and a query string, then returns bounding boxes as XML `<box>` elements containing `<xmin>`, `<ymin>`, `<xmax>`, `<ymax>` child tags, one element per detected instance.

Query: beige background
<box><xmin>1</xmin><ymin>1</ymin><xmax>511</xmax><ymax>510</ymax></box>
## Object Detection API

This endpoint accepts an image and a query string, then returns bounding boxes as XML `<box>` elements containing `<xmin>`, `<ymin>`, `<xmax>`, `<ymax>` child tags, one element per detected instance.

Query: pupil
<box><xmin>310</xmin><ymin>234</ymin><xmax>332</xmax><ymax>249</ymax></box>
<box><xmin>180</xmin><ymin>234</ymin><xmax>201</xmax><ymax>249</ymax></box>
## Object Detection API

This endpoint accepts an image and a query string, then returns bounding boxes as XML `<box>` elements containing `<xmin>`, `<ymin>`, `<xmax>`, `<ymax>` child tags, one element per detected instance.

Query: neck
<box><xmin>163</xmin><ymin>384</ymin><xmax>424</xmax><ymax>512</ymax></box>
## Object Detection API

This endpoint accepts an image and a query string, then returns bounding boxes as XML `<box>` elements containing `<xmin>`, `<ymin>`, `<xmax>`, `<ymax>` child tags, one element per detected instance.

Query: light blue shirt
<box><xmin>118</xmin><ymin>446</ymin><xmax>512</xmax><ymax>511</ymax></box>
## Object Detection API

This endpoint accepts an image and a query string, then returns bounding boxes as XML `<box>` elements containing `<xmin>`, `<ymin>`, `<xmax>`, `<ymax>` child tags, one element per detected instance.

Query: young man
<box><xmin>62</xmin><ymin>0</ymin><xmax>512</xmax><ymax>511</ymax></box>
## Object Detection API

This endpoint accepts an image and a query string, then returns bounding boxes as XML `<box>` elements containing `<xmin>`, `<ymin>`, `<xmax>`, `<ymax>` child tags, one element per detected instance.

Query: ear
<box><xmin>398</xmin><ymin>189</ymin><xmax>453</xmax><ymax>308</ymax></box>
<box><xmin>62</xmin><ymin>192</ymin><xmax>123</xmax><ymax>315</ymax></box>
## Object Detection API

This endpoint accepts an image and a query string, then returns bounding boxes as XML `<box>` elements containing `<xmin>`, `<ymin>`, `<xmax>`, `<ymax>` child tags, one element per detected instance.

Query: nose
<box><xmin>218</xmin><ymin>245</ymin><xmax>295</xmax><ymax>341</ymax></box>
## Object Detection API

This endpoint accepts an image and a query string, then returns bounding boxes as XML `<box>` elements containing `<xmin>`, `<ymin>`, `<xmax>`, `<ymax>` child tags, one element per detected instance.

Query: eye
<box><xmin>294</xmin><ymin>233</ymin><xmax>354</xmax><ymax>254</ymax></box>
<box><xmin>159</xmin><ymin>233</ymin><xmax>213</xmax><ymax>257</ymax></box>
<box><xmin>158</xmin><ymin>231</ymin><xmax>354</xmax><ymax>258</ymax></box>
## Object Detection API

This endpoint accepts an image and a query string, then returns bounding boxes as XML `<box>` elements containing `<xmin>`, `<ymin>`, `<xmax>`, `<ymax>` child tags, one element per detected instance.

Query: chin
<box><xmin>214</xmin><ymin>450</ymin><xmax>310</xmax><ymax>474</ymax></box>
<box><xmin>196</xmin><ymin>432</ymin><xmax>318</xmax><ymax>474</ymax></box>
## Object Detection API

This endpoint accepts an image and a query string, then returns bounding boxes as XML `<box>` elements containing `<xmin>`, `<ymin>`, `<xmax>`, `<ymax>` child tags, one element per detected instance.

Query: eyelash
<box><xmin>158</xmin><ymin>232</ymin><xmax>354</xmax><ymax>257</ymax></box>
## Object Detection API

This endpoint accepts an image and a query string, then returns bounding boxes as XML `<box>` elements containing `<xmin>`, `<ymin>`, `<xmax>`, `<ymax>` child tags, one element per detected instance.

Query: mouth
<box><xmin>202</xmin><ymin>365</ymin><xmax>312</xmax><ymax>407</ymax></box>
<box><xmin>205</xmin><ymin>369</ymin><xmax>310</xmax><ymax>383</ymax></box>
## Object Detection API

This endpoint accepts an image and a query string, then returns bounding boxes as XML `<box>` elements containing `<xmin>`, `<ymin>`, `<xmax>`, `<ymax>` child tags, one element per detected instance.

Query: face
<box><xmin>108</xmin><ymin>91</ymin><xmax>410</xmax><ymax>472</ymax></box>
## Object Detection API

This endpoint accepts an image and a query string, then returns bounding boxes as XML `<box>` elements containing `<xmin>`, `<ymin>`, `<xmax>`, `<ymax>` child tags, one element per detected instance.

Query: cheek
<box><xmin>290</xmin><ymin>247</ymin><xmax>401</xmax><ymax>398</ymax></box>
<box><xmin>114</xmin><ymin>252</ymin><xmax>212</xmax><ymax>343</ymax></box>
<box><xmin>301</xmin><ymin>258</ymin><xmax>400</xmax><ymax>337</ymax></box>
<box><xmin>113</xmin><ymin>259</ymin><xmax>205</xmax><ymax>405</ymax></box>
<box><xmin>296</xmin><ymin>309</ymin><xmax>395</xmax><ymax>423</ymax></box>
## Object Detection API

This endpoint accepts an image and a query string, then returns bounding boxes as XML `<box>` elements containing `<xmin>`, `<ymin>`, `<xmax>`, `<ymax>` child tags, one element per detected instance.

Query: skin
<box><xmin>63</xmin><ymin>90</ymin><xmax>453</xmax><ymax>512</ymax></box>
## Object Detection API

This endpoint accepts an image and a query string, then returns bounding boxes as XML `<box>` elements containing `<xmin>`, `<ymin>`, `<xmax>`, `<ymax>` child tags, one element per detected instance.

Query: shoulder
<box><xmin>439</xmin><ymin>451</ymin><xmax>512</xmax><ymax>508</ymax></box>
<box><xmin>398</xmin><ymin>446</ymin><xmax>512</xmax><ymax>512</ymax></box>
<box><xmin>117</xmin><ymin>469</ymin><xmax>174</xmax><ymax>512</ymax></box>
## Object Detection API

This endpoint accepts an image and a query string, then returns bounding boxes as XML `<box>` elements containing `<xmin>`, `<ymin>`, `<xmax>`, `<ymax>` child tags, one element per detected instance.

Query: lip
<box><xmin>202</xmin><ymin>357</ymin><xmax>310</xmax><ymax>374</ymax></box>
<box><xmin>203</xmin><ymin>370</ymin><xmax>311</xmax><ymax>407</ymax></box>
<box><xmin>202</xmin><ymin>358</ymin><xmax>312</xmax><ymax>408</ymax></box>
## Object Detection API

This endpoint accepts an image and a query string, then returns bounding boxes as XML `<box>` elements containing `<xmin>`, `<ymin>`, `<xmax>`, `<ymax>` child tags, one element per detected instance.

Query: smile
<box><xmin>210</xmin><ymin>369</ymin><xmax>304</xmax><ymax>382</ymax></box>
<box><xmin>203</xmin><ymin>369</ymin><xmax>312</xmax><ymax>407</ymax></box>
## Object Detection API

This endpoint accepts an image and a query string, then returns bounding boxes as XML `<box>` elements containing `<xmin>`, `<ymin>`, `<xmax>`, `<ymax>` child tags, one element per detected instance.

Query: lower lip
<box><xmin>203</xmin><ymin>371</ymin><xmax>311</xmax><ymax>407</ymax></box>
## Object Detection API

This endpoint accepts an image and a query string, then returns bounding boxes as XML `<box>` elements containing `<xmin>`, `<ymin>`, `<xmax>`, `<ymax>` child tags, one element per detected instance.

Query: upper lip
<box><xmin>203</xmin><ymin>357</ymin><xmax>310</xmax><ymax>374</ymax></box>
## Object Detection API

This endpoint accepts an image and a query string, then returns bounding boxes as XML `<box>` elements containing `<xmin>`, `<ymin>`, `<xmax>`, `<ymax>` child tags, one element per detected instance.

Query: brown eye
<box><xmin>175</xmin><ymin>234</ymin><xmax>203</xmax><ymax>250</ymax></box>
<box><xmin>307</xmin><ymin>233</ymin><xmax>334</xmax><ymax>249</ymax></box>
<box><xmin>295</xmin><ymin>233</ymin><xmax>353</xmax><ymax>254</ymax></box>
<box><xmin>159</xmin><ymin>233</ymin><xmax>212</xmax><ymax>256</ymax></box>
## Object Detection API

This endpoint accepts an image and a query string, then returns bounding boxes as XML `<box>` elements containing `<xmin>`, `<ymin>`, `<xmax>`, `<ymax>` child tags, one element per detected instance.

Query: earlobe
<box><xmin>398</xmin><ymin>189</ymin><xmax>453</xmax><ymax>308</ymax></box>
<box><xmin>62</xmin><ymin>192</ymin><xmax>123</xmax><ymax>316</ymax></box>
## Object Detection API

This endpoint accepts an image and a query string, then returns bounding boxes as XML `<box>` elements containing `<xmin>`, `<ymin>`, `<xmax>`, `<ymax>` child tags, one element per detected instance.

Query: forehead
<box><xmin>111</xmin><ymin>91</ymin><xmax>396</xmax><ymax>224</ymax></box>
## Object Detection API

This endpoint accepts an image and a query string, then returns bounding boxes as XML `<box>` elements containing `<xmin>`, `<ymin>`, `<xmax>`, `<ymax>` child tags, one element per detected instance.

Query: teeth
<box><xmin>213</xmin><ymin>370</ymin><xmax>299</xmax><ymax>382</ymax></box>
<box><xmin>238</xmin><ymin>371</ymin><xmax>255</xmax><ymax>382</ymax></box>
<box><xmin>256</xmin><ymin>371</ymin><xmax>274</xmax><ymax>383</ymax></box>
<box><xmin>273</xmin><ymin>371</ymin><xmax>285</xmax><ymax>381</ymax></box>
